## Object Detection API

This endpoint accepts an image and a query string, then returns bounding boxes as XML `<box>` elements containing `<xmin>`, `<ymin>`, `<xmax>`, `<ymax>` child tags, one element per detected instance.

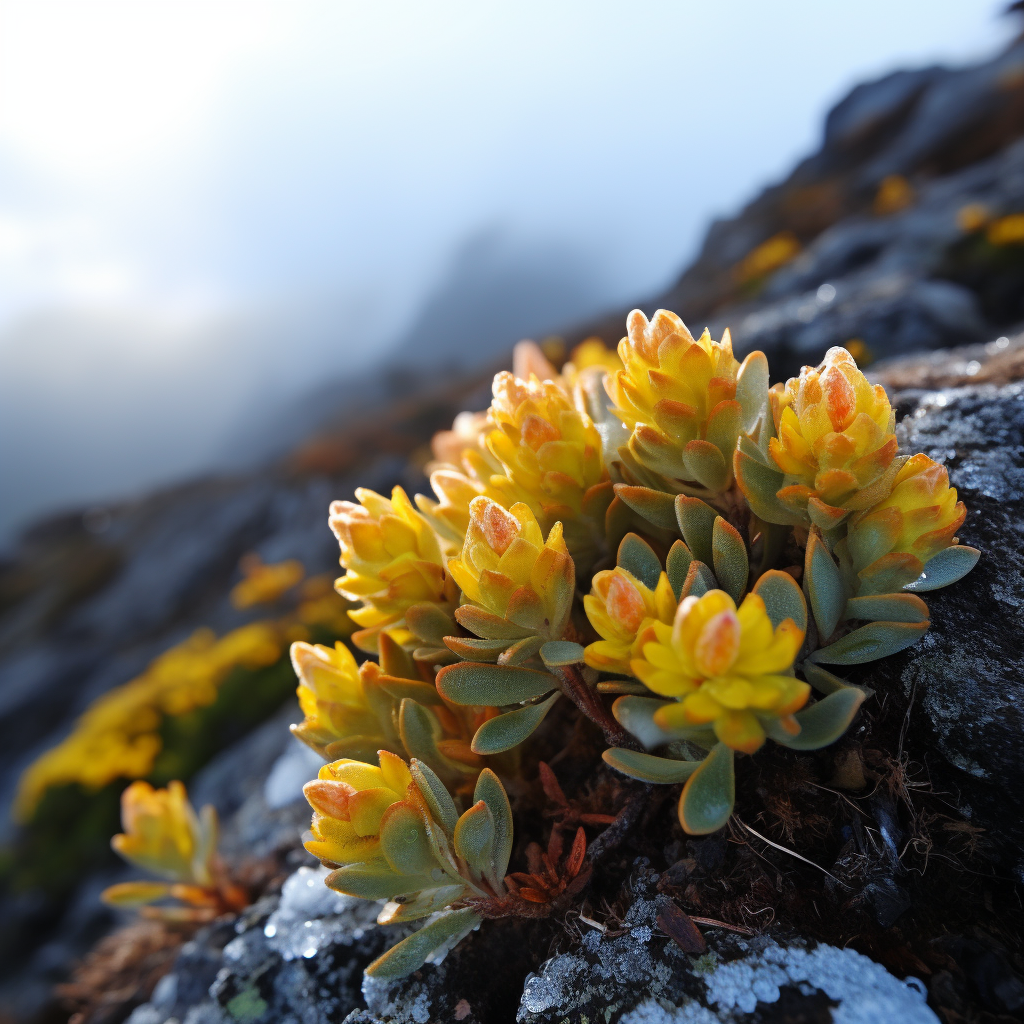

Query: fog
<box><xmin>0</xmin><ymin>0</ymin><xmax>1011</xmax><ymax>541</ymax></box>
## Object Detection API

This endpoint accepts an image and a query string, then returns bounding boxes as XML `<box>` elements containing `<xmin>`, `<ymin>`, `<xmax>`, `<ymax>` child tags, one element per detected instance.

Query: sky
<box><xmin>0</xmin><ymin>0</ymin><xmax>1013</xmax><ymax>541</ymax></box>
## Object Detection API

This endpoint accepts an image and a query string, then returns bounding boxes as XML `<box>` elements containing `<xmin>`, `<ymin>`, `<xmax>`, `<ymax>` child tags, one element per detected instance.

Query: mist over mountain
<box><xmin>0</xmin><ymin>229</ymin><xmax>611</xmax><ymax>541</ymax></box>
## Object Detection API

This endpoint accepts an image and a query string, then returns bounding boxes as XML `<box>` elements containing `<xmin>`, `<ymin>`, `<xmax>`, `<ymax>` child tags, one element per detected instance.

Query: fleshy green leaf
<box><xmin>435</xmin><ymin>662</ymin><xmax>557</xmax><ymax>706</ymax></box>
<box><xmin>773</xmin><ymin>688</ymin><xmax>866</xmax><ymax>750</ymax></box>
<box><xmin>805</xmin><ymin>528</ymin><xmax>845</xmax><ymax>640</ymax></box>
<box><xmin>810</xmin><ymin>620</ymin><xmax>930</xmax><ymax>665</ymax></box>
<box><xmin>377</xmin><ymin>884</ymin><xmax>468</xmax><ymax>924</ymax></box>
<box><xmin>733</xmin><ymin>449</ymin><xmax>802</xmax><ymax>526</ymax></box>
<box><xmin>675</xmin><ymin>495</ymin><xmax>718</xmax><ymax>566</ymax></box>
<box><xmin>379</xmin><ymin>632</ymin><xmax>417</xmax><ymax>680</ymax></box>
<box><xmin>613</xmin><ymin>696</ymin><xmax>715</xmax><ymax>750</ymax></box>
<box><xmin>846</xmin><ymin>508</ymin><xmax>901</xmax><ymax>573</ymax></box>
<box><xmin>540</xmin><ymin>640</ymin><xmax>585</xmax><ymax>667</ymax></box>
<box><xmin>905</xmin><ymin>545</ymin><xmax>981</xmax><ymax>592</ymax></box>
<box><xmin>379</xmin><ymin>677</ymin><xmax>445</xmax><ymax>706</ymax></box>
<box><xmin>613</xmin><ymin>484</ymin><xmax>678</xmax><ymax>531</ymax></box>
<box><xmin>503</xmin><ymin>587</ymin><xmax>547</xmax><ymax>632</ymax></box>
<box><xmin>602</xmin><ymin>748</ymin><xmax>702</xmax><ymax>784</ymax></box>
<box><xmin>680</xmin><ymin>560</ymin><xmax>717</xmax><ymax>599</ymax></box>
<box><xmin>454</xmin><ymin>799</ymin><xmax>495</xmax><ymax>875</ymax></box>
<box><xmin>735</xmin><ymin>350</ymin><xmax>769</xmax><ymax>433</ymax></box>
<box><xmin>846</xmin><ymin>593</ymin><xmax>929</xmax><ymax>624</ymax></box>
<box><xmin>712</xmin><ymin>517</ymin><xmax>748</xmax><ymax>602</ymax></box>
<box><xmin>682</xmin><ymin>439</ymin><xmax>730</xmax><ymax>492</ymax></box>
<box><xmin>325</xmin><ymin>864</ymin><xmax>438</xmax><ymax>900</ymax></box>
<box><xmin>410</xmin><ymin>759</ymin><xmax>459</xmax><ymax>835</ymax></box>
<box><xmin>856</xmin><ymin>553</ymin><xmax>924</xmax><ymax>596</ymax></box>
<box><xmin>379</xmin><ymin>801</ymin><xmax>439</xmax><ymax>876</ymax></box>
<box><xmin>413</xmin><ymin>646</ymin><xmax>458</xmax><ymax>667</ymax></box>
<box><xmin>752</xmin><ymin>569</ymin><xmax>807</xmax><ymax>631</ymax></box>
<box><xmin>398</xmin><ymin>699</ymin><xmax>445</xmax><ymax>770</ymax></box>
<box><xmin>474</xmin><ymin>769</ymin><xmax>513</xmax><ymax>880</ymax></box>
<box><xmin>617</xmin><ymin>533</ymin><xmax>662</xmax><ymax>590</ymax></box>
<box><xmin>666</xmin><ymin>540</ymin><xmax>694</xmax><ymax>600</ymax></box>
<box><xmin>365</xmin><ymin>908</ymin><xmax>481</xmax><ymax>979</ymax></box>
<box><xmin>498</xmin><ymin>635</ymin><xmax>545</xmax><ymax>666</ymax></box>
<box><xmin>454</xmin><ymin>606</ymin><xmax>535</xmax><ymax>641</ymax></box>
<box><xmin>101</xmin><ymin>881</ymin><xmax>173</xmax><ymax>907</ymax></box>
<box><xmin>443</xmin><ymin>636</ymin><xmax>509</xmax><ymax>662</ymax></box>
<box><xmin>705</xmin><ymin>401</ymin><xmax>742</xmax><ymax>466</ymax></box>
<box><xmin>801</xmin><ymin>661</ymin><xmax>864</xmax><ymax>696</ymax></box>
<box><xmin>405</xmin><ymin>603</ymin><xmax>458</xmax><ymax>646</ymax></box>
<box><xmin>470</xmin><ymin>693</ymin><xmax>560</xmax><ymax>754</ymax></box>
<box><xmin>678</xmin><ymin>743</ymin><xmax>734</xmax><ymax>835</ymax></box>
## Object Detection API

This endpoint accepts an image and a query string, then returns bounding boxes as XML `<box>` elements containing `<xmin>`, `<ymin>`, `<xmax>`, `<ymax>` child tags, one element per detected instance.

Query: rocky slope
<box><xmin>72</xmin><ymin>335</ymin><xmax>1024</xmax><ymax>1024</ymax></box>
<box><xmin>570</xmin><ymin>35</ymin><xmax>1024</xmax><ymax>377</ymax></box>
<box><xmin>5</xmin><ymin>34</ymin><xmax>1024</xmax><ymax>1024</ymax></box>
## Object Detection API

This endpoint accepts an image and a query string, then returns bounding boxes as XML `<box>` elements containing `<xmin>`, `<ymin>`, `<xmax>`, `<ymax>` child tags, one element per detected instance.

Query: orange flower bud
<box><xmin>330</xmin><ymin>486</ymin><xmax>447</xmax><ymax>652</ymax></box>
<box><xmin>632</xmin><ymin>590</ymin><xmax>807</xmax><ymax>754</ymax></box>
<box><xmin>583</xmin><ymin>566</ymin><xmax>676</xmax><ymax>675</ymax></box>
<box><xmin>767</xmin><ymin>347</ymin><xmax>898</xmax><ymax>528</ymax></box>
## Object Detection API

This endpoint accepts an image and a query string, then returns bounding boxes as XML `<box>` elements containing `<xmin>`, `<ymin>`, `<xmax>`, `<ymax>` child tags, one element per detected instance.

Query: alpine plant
<box><xmin>101</xmin><ymin>318</ymin><xmax>982</xmax><ymax>978</ymax></box>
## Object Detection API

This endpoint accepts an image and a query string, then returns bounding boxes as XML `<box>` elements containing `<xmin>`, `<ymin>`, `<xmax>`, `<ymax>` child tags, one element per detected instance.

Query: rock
<box><xmin>569</xmin><ymin>37</ymin><xmax>1024</xmax><ymax>375</ymax></box>
<box><xmin>514</xmin><ymin>874</ymin><xmax>936</xmax><ymax>1024</ymax></box>
<box><xmin>125</xmin><ymin>866</ymin><xmax>388</xmax><ymax>1024</ymax></box>
<box><xmin>861</xmin><ymin>344</ymin><xmax>1024</xmax><ymax>871</ymax></box>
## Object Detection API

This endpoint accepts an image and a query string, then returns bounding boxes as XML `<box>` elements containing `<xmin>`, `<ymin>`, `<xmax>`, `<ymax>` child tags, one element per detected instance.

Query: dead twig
<box><xmin>736</xmin><ymin>819</ymin><xmax>851</xmax><ymax>890</ymax></box>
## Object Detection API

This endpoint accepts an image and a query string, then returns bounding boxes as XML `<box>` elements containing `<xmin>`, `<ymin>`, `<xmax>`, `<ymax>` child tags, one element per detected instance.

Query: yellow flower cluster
<box><xmin>583</xmin><ymin>566</ymin><xmax>676</xmax><ymax>675</ymax></box>
<box><xmin>15</xmin><ymin>622</ymin><xmax>284</xmax><ymax>820</ymax></box>
<box><xmin>102</xmin><ymin>780</ymin><xmax>249</xmax><ymax>919</ymax></box>
<box><xmin>448</xmin><ymin>497</ymin><xmax>574</xmax><ymax>635</ymax></box>
<box><xmin>632</xmin><ymin>590</ymin><xmax>807</xmax><ymax>754</ymax></box>
<box><xmin>331</xmin><ymin>486</ymin><xmax>450</xmax><ymax>652</ymax></box>
<box><xmin>16</xmin><ymin>559</ymin><xmax>354</xmax><ymax>821</ymax></box>
<box><xmin>304</xmin><ymin>751</ymin><xmax>413</xmax><ymax>865</ymax></box>
<box><xmin>766</xmin><ymin>346</ymin><xmax>898</xmax><ymax>527</ymax></box>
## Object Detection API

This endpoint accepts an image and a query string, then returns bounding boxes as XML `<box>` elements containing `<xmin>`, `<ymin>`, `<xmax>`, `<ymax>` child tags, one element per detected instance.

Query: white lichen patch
<box><xmin>700</xmin><ymin>939</ymin><xmax>936</xmax><ymax>1022</ymax></box>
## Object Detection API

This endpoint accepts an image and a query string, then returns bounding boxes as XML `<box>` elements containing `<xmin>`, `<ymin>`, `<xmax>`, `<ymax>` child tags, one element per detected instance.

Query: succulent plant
<box><xmin>605</xmin><ymin>308</ymin><xmax>768</xmax><ymax>504</ymax></box>
<box><xmin>736</xmin><ymin>346</ymin><xmax>899</xmax><ymax>531</ymax></box>
<box><xmin>330</xmin><ymin>486</ymin><xmax>455</xmax><ymax>653</ymax></box>
<box><xmin>101</xmin><ymin>781</ymin><xmax>248</xmax><ymax>921</ymax></box>
<box><xmin>303</xmin><ymin>751</ymin><xmax>515</xmax><ymax>978</ymax></box>
<box><xmin>78</xmin><ymin>308</ymin><xmax>984</xmax><ymax>982</ymax></box>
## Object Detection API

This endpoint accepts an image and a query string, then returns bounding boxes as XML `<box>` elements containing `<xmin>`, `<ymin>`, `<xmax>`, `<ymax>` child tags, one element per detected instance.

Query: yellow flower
<box><xmin>290</xmin><ymin>641</ymin><xmax>386</xmax><ymax>756</ymax></box>
<box><xmin>448</xmin><ymin>497</ymin><xmax>574</xmax><ymax>638</ymax></box>
<box><xmin>733</xmin><ymin>232</ymin><xmax>801</xmax><ymax>284</ymax></box>
<box><xmin>428</xmin><ymin>409</ymin><xmax>492</xmax><ymax>469</ymax></box>
<box><xmin>766</xmin><ymin>346</ymin><xmax>898</xmax><ymax>528</ymax></box>
<box><xmin>330</xmin><ymin>486</ymin><xmax>448</xmax><ymax>652</ymax></box>
<box><xmin>560</xmin><ymin>337</ymin><xmax>623</xmax><ymax>389</ymax></box>
<box><xmin>111</xmin><ymin>780</ymin><xmax>214</xmax><ymax>885</ymax></box>
<box><xmin>303</xmin><ymin>751</ymin><xmax>413</xmax><ymax>865</ymax></box>
<box><xmin>632</xmin><ymin>590</ymin><xmax>807</xmax><ymax>754</ymax></box>
<box><xmin>583</xmin><ymin>567</ymin><xmax>676</xmax><ymax>675</ymax></box>
<box><xmin>873</xmin><ymin>175</ymin><xmax>915</xmax><ymax>216</ymax></box>
<box><xmin>848</xmin><ymin>454</ymin><xmax>966</xmax><ymax>569</ymax></box>
<box><xmin>14</xmin><ymin>623</ymin><xmax>284</xmax><ymax>820</ymax></box>
<box><xmin>230</xmin><ymin>554</ymin><xmax>305</xmax><ymax>609</ymax></box>
<box><xmin>987</xmin><ymin>213</ymin><xmax>1024</xmax><ymax>246</ymax></box>
<box><xmin>606</xmin><ymin>309</ymin><xmax>745</xmax><ymax>492</ymax></box>
<box><xmin>484</xmin><ymin>371</ymin><xmax>608</xmax><ymax>564</ymax></box>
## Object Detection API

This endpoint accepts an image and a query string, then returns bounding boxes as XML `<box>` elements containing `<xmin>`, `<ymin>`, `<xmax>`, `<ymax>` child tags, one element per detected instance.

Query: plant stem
<box><xmin>586</xmin><ymin>781</ymin><xmax>650</xmax><ymax>864</ymax></box>
<box><xmin>555</xmin><ymin>663</ymin><xmax>637</xmax><ymax>749</ymax></box>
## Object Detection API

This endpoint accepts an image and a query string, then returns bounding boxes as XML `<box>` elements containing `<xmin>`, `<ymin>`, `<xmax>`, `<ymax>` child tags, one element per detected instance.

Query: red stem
<box><xmin>555</xmin><ymin>663</ymin><xmax>638</xmax><ymax>749</ymax></box>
